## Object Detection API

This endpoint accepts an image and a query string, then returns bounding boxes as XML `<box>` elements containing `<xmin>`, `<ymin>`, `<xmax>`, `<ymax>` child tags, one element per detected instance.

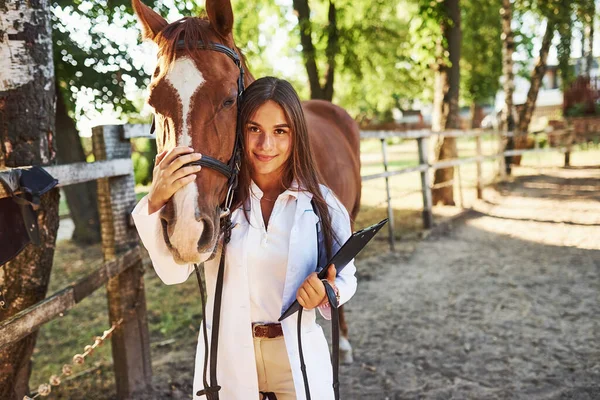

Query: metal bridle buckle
<box><xmin>219</xmin><ymin>179</ymin><xmax>236</xmax><ymax>218</ymax></box>
<box><xmin>219</xmin><ymin>207</ymin><xmax>231</xmax><ymax>219</ymax></box>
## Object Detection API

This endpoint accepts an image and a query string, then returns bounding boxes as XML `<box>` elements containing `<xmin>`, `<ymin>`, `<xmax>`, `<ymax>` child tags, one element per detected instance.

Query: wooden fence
<box><xmin>360</xmin><ymin>128</ymin><xmax>576</xmax><ymax>251</ymax></box>
<box><xmin>0</xmin><ymin>124</ymin><xmax>577</xmax><ymax>397</ymax></box>
<box><xmin>0</xmin><ymin>126</ymin><xmax>151</xmax><ymax>398</ymax></box>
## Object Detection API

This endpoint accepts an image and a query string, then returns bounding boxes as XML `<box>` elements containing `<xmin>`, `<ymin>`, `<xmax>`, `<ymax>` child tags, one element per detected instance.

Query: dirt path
<box><xmin>339</xmin><ymin>167</ymin><xmax>600</xmax><ymax>399</ymax></box>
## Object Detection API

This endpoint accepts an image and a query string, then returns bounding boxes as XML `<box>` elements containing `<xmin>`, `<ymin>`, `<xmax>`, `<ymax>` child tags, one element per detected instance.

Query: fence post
<box><xmin>92</xmin><ymin>125</ymin><xmax>152</xmax><ymax>397</ymax></box>
<box><xmin>456</xmin><ymin>165</ymin><xmax>465</xmax><ymax>208</ymax></box>
<box><xmin>534</xmin><ymin>132</ymin><xmax>540</xmax><ymax>166</ymax></box>
<box><xmin>564</xmin><ymin>128</ymin><xmax>573</xmax><ymax>167</ymax></box>
<box><xmin>498</xmin><ymin>130</ymin><xmax>507</xmax><ymax>179</ymax></box>
<box><xmin>417</xmin><ymin>137</ymin><xmax>433</xmax><ymax>229</ymax></box>
<box><xmin>380</xmin><ymin>138</ymin><xmax>395</xmax><ymax>251</ymax></box>
<box><xmin>475</xmin><ymin>133</ymin><xmax>483</xmax><ymax>199</ymax></box>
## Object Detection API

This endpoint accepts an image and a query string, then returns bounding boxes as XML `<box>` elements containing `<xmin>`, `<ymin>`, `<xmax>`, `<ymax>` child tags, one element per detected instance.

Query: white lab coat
<box><xmin>131</xmin><ymin>184</ymin><xmax>357</xmax><ymax>399</ymax></box>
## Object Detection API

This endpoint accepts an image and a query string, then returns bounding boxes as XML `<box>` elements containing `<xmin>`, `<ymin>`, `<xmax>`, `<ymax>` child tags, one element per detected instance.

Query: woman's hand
<box><xmin>296</xmin><ymin>264</ymin><xmax>337</xmax><ymax>310</ymax></box>
<box><xmin>147</xmin><ymin>146</ymin><xmax>203</xmax><ymax>214</ymax></box>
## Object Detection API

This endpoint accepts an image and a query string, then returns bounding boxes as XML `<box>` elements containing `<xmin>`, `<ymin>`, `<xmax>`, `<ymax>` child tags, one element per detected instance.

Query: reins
<box><xmin>297</xmin><ymin>200</ymin><xmax>341</xmax><ymax>400</ymax></box>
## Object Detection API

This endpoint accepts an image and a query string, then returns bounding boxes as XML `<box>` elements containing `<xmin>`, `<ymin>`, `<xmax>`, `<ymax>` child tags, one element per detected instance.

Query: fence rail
<box><xmin>0</xmin><ymin>159</ymin><xmax>132</xmax><ymax>200</ymax></box>
<box><xmin>360</xmin><ymin>128</ymin><xmax>578</xmax><ymax>250</ymax></box>
<box><xmin>0</xmin><ymin>247</ymin><xmax>141</xmax><ymax>349</ymax></box>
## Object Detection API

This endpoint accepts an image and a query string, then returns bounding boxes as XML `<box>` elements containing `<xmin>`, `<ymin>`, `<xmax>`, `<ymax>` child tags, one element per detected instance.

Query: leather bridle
<box><xmin>149</xmin><ymin>39</ymin><xmax>245</xmax><ymax>400</ymax></box>
<box><xmin>149</xmin><ymin>40</ymin><xmax>244</xmax><ymax>218</ymax></box>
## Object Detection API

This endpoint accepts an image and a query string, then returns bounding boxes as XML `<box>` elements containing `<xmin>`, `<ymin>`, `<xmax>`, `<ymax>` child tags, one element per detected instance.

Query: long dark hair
<box><xmin>232</xmin><ymin>77</ymin><xmax>338</xmax><ymax>257</ymax></box>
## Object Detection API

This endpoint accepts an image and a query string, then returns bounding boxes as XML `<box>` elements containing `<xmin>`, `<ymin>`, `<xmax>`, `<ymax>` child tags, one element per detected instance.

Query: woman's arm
<box><xmin>131</xmin><ymin>146</ymin><xmax>203</xmax><ymax>285</ymax></box>
<box><xmin>132</xmin><ymin>194</ymin><xmax>194</xmax><ymax>285</ymax></box>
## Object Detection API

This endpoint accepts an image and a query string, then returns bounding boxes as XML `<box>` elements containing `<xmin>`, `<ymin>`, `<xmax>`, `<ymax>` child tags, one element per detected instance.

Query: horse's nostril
<box><xmin>197</xmin><ymin>217</ymin><xmax>214</xmax><ymax>250</ymax></box>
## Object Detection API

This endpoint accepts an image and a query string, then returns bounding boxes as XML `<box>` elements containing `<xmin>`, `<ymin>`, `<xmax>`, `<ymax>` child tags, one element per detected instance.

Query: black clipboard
<box><xmin>278</xmin><ymin>218</ymin><xmax>388</xmax><ymax>321</ymax></box>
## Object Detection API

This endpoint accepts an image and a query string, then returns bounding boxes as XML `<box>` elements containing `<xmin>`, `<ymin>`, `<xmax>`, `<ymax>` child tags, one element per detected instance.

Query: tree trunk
<box><xmin>432</xmin><ymin>0</ymin><xmax>461</xmax><ymax>206</ymax></box>
<box><xmin>581</xmin><ymin>25</ymin><xmax>586</xmax><ymax>73</ymax></box>
<box><xmin>501</xmin><ymin>0</ymin><xmax>516</xmax><ymax>174</ymax></box>
<box><xmin>322</xmin><ymin>0</ymin><xmax>337</xmax><ymax>101</ymax></box>
<box><xmin>55</xmin><ymin>85</ymin><xmax>101</xmax><ymax>244</ymax></box>
<box><xmin>512</xmin><ymin>22</ymin><xmax>554</xmax><ymax>165</ymax></box>
<box><xmin>517</xmin><ymin>22</ymin><xmax>554</xmax><ymax>134</ymax></box>
<box><xmin>293</xmin><ymin>0</ymin><xmax>337</xmax><ymax>101</ymax></box>
<box><xmin>0</xmin><ymin>1</ymin><xmax>59</xmax><ymax>399</ymax></box>
<box><xmin>470</xmin><ymin>103</ymin><xmax>483</xmax><ymax>129</ymax></box>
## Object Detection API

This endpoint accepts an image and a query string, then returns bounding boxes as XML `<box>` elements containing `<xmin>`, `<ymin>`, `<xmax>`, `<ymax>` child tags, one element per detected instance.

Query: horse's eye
<box><xmin>153</xmin><ymin>67</ymin><xmax>160</xmax><ymax>78</ymax></box>
<box><xmin>223</xmin><ymin>98</ymin><xmax>235</xmax><ymax>107</ymax></box>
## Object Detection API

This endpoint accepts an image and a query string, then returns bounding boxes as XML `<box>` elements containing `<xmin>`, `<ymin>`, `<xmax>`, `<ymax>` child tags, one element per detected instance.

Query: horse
<box><xmin>132</xmin><ymin>0</ymin><xmax>361</xmax><ymax>364</ymax></box>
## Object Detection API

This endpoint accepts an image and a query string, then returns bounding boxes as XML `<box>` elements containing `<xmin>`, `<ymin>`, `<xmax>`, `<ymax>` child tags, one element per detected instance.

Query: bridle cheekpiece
<box><xmin>149</xmin><ymin>39</ymin><xmax>245</xmax><ymax>220</ymax></box>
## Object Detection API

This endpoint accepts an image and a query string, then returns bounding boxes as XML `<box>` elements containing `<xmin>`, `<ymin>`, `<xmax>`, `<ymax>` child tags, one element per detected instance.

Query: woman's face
<box><xmin>245</xmin><ymin>100</ymin><xmax>293</xmax><ymax>183</ymax></box>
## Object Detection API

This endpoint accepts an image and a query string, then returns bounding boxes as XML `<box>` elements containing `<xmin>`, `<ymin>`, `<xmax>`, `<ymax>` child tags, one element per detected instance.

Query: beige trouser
<box><xmin>253</xmin><ymin>335</ymin><xmax>296</xmax><ymax>400</ymax></box>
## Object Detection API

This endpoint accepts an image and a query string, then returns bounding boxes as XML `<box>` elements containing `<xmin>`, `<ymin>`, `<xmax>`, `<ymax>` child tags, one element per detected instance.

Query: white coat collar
<box><xmin>249</xmin><ymin>179</ymin><xmax>302</xmax><ymax>200</ymax></box>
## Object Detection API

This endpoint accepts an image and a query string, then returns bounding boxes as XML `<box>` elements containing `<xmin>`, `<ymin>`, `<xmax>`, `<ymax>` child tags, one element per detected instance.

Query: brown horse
<box><xmin>132</xmin><ymin>0</ymin><xmax>361</xmax><ymax>363</ymax></box>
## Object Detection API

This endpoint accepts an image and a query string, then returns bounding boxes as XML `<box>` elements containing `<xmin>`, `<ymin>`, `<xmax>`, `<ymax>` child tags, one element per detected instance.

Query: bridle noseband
<box><xmin>149</xmin><ymin>39</ymin><xmax>245</xmax><ymax>217</ymax></box>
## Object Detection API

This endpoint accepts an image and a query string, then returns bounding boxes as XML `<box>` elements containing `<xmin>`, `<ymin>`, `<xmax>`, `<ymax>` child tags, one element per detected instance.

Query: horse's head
<box><xmin>133</xmin><ymin>0</ymin><xmax>251</xmax><ymax>264</ymax></box>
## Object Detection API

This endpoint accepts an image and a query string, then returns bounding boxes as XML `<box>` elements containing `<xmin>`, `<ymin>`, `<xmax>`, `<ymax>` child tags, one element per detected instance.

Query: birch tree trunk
<box><xmin>431</xmin><ymin>0</ymin><xmax>461</xmax><ymax>206</ymax></box>
<box><xmin>512</xmin><ymin>21</ymin><xmax>554</xmax><ymax>164</ymax></box>
<box><xmin>0</xmin><ymin>1</ymin><xmax>59</xmax><ymax>398</ymax></box>
<box><xmin>517</xmin><ymin>22</ymin><xmax>555</xmax><ymax>134</ymax></box>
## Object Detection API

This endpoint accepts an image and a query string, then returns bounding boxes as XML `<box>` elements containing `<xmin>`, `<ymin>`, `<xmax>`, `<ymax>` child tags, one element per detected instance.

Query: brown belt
<box><xmin>252</xmin><ymin>323</ymin><xmax>283</xmax><ymax>338</ymax></box>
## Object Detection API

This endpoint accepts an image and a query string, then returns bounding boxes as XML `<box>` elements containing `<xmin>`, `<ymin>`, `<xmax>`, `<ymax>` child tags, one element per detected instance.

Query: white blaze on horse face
<box><xmin>165</xmin><ymin>57</ymin><xmax>205</xmax><ymax>147</ymax></box>
<box><xmin>163</xmin><ymin>57</ymin><xmax>213</xmax><ymax>262</ymax></box>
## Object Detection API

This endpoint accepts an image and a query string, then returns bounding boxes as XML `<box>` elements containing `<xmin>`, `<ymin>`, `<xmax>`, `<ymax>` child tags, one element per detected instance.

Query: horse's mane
<box><xmin>154</xmin><ymin>16</ymin><xmax>248</xmax><ymax>77</ymax></box>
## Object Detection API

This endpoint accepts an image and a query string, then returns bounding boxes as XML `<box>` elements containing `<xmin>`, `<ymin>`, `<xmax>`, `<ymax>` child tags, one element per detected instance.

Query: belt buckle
<box><xmin>252</xmin><ymin>323</ymin><xmax>268</xmax><ymax>338</ymax></box>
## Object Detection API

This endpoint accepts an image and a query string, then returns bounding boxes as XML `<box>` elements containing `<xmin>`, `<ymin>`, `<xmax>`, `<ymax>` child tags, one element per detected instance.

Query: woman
<box><xmin>131</xmin><ymin>77</ymin><xmax>357</xmax><ymax>399</ymax></box>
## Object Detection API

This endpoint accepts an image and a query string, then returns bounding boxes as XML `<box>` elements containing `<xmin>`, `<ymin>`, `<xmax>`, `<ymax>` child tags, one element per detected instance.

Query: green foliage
<box><xmin>412</xmin><ymin>0</ymin><xmax>502</xmax><ymax>108</ymax></box>
<box><xmin>565</xmin><ymin>102</ymin><xmax>586</xmax><ymax>117</ymax></box>
<box><xmin>52</xmin><ymin>0</ymin><xmax>539</xmax><ymax>128</ymax></box>
<box><xmin>51</xmin><ymin>0</ymin><xmax>159</xmax><ymax>121</ymax></box>
<box><xmin>272</xmin><ymin>0</ymin><xmax>418</xmax><ymax>121</ymax></box>
<box><xmin>565</xmin><ymin>101</ymin><xmax>600</xmax><ymax>117</ymax></box>
<box><xmin>332</xmin><ymin>0</ymin><xmax>418</xmax><ymax>120</ymax></box>
<box><xmin>556</xmin><ymin>12</ymin><xmax>574</xmax><ymax>90</ymax></box>
<box><xmin>558</xmin><ymin>0</ymin><xmax>595</xmax><ymax>89</ymax></box>
<box><xmin>52</xmin><ymin>0</ymin><xmax>305</xmax><ymax>122</ymax></box>
<box><xmin>131</xmin><ymin>137</ymin><xmax>154</xmax><ymax>185</ymax></box>
<box><xmin>461</xmin><ymin>0</ymin><xmax>503</xmax><ymax>105</ymax></box>
<box><xmin>132</xmin><ymin>151</ymin><xmax>150</xmax><ymax>185</ymax></box>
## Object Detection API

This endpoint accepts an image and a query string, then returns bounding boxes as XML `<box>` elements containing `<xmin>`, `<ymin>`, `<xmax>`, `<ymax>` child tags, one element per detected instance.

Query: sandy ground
<box><xmin>339</xmin><ymin>166</ymin><xmax>600</xmax><ymax>399</ymax></box>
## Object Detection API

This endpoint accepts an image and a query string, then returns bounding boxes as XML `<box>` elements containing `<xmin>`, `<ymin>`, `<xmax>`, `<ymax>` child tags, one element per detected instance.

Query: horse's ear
<box><xmin>206</xmin><ymin>0</ymin><xmax>234</xmax><ymax>38</ymax></box>
<box><xmin>132</xmin><ymin>0</ymin><xmax>168</xmax><ymax>41</ymax></box>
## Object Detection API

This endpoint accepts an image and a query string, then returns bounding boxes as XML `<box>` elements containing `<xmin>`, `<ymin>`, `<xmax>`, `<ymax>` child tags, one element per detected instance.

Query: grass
<box><xmin>30</xmin><ymin>241</ymin><xmax>202</xmax><ymax>398</ymax></box>
<box><xmin>32</xmin><ymin>142</ymin><xmax>599</xmax><ymax>398</ymax></box>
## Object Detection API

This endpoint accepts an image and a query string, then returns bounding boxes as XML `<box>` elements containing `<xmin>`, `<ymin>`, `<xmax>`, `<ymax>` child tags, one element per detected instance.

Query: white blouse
<box><xmin>246</xmin><ymin>180</ymin><xmax>298</xmax><ymax>324</ymax></box>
